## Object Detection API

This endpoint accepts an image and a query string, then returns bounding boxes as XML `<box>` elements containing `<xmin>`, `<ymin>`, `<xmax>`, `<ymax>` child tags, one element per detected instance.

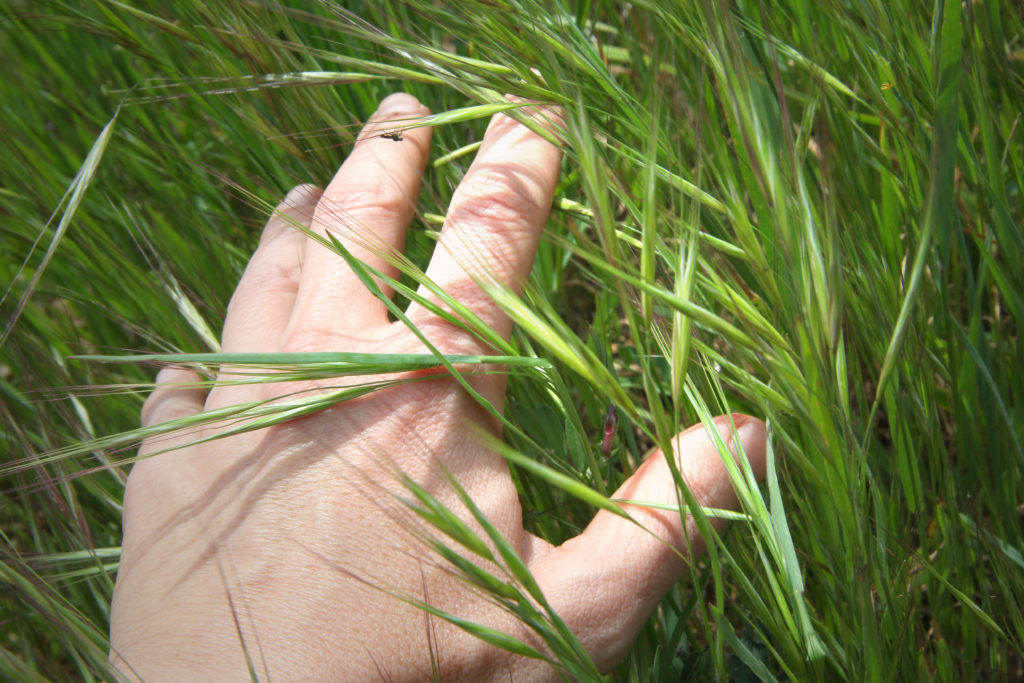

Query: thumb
<box><xmin>530</xmin><ymin>413</ymin><xmax>767</xmax><ymax>672</ymax></box>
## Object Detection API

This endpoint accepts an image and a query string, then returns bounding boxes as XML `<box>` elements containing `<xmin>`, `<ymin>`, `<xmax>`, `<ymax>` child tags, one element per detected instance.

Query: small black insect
<box><xmin>380</xmin><ymin>131</ymin><xmax>404</xmax><ymax>142</ymax></box>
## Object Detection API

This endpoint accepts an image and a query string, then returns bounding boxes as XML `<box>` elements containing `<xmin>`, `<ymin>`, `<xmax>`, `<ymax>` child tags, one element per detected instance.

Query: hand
<box><xmin>109</xmin><ymin>93</ymin><xmax>767</xmax><ymax>681</ymax></box>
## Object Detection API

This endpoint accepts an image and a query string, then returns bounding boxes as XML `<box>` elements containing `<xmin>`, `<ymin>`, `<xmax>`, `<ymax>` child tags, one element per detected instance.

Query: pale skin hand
<box><xmin>109</xmin><ymin>93</ymin><xmax>767</xmax><ymax>681</ymax></box>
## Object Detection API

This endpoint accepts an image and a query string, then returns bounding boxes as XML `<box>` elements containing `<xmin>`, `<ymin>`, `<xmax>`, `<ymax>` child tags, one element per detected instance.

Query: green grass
<box><xmin>2</xmin><ymin>0</ymin><xmax>1022</xmax><ymax>679</ymax></box>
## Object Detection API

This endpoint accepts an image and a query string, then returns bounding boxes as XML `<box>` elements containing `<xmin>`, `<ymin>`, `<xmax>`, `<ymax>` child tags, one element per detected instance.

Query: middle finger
<box><xmin>285</xmin><ymin>93</ymin><xmax>433</xmax><ymax>344</ymax></box>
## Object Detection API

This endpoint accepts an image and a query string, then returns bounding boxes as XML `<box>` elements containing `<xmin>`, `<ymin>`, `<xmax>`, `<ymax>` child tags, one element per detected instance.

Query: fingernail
<box><xmin>733</xmin><ymin>415</ymin><xmax>768</xmax><ymax>479</ymax></box>
<box><xmin>734</xmin><ymin>415</ymin><xmax>757</xmax><ymax>444</ymax></box>
<box><xmin>375</xmin><ymin>92</ymin><xmax>424</xmax><ymax>118</ymax></box>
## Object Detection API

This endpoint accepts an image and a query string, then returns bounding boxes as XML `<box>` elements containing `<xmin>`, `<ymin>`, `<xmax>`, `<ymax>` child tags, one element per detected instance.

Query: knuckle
<box><xmin>323</xmin><ymin>174</ymin><xmax>410</xmax><ymax>219</ymax></box>
<box><xmin>284</xmin><ymin>183</ymin><xmax>322</xmax><ymax>205</ymax></box>
<box><xmin>450</xmin><ymin>168</ymin><xmax>538</xmax><ymax>228</ymax></box>
<box><xmin>427</xmin><ymin>281</ymin><xmax>495</xmax><ymax>322</ymax></box>
<box><xmin>281</xmin><ymin>325</ymin><xmax>336</xmax><ymax>354</ymax></box>
<box><xmin>412</xmin><ymin>313</ymin><xmax>470</xmax><ymax>345</ymax></box>
<box><xmin>232</xmin><ymin>256</ymin><xmax>300</xmax><ymax>306</ymax></box>
<box><xmin>408</xmin><ymin>313</ymin><xmax>498</xmax><ymax>357</ymax></box>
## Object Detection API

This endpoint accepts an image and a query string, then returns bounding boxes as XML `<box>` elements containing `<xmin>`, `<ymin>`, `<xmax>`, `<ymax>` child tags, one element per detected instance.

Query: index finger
<box><xmin>406</xmin><ymin>103</ymin><xmax>563</xmax><ymax>340</ymax></box>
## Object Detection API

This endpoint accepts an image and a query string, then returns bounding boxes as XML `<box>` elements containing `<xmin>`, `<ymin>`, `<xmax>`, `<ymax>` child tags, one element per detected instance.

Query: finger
<box><xmin>406</xmin><ymin>102</ymin><xmax>563</xmax><ymax>339</ymax></box>
<box><xmin>530</xmin><ymin>414</ymin><xmax>767</xmax><ymax>672</ymax></box>
<box><xmin>140</xmin><ymin>367</ymin><xmax>206</xmax><ymax>428</ymax></box>
<box><xmin>220</xmin><ymin>184</ymin><xmax>321</xmax><ymax>353</ymax></box>
<box><xmin>139</xmin><ymin>367</ymin><xmax>207</xmax><ymax>456</ymax></box>
<box><xmin>286</xmin><ymin>93</ymin><xmax>432</xmax><ymax>340</ymax></box>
